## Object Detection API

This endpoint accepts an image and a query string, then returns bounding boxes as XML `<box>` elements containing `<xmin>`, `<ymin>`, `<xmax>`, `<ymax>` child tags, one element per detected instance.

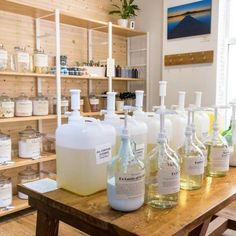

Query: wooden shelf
<box><xmin>0</xmin><ymin>71</ymin><xmax>55</xmax><ymax>78</ymax></box>
<box><xmin>0</xmin><ymin>195</ymin><xmax>29</xmax><ymax>217</ymax></box>
<box><xmin>0</xmin><ymin>0</ymin><xmax>146</xmax><ymax>37</ymax></box>
<box><xmin>0</xmin><ymin>153</ymin><xmax>56</xmax><ymax>171</ymax></box>
<box><xmin>0</xmin><ymin>115</ymin><xmax>58</xmax><ymax>123</ymax></box>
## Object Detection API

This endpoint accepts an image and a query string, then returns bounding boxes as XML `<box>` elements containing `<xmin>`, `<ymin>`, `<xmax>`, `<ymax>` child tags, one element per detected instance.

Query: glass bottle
<box><xmin>34</xmin><ymin>49</ymin><xmax>48</xmax><ymax>74</ymax></box>
<box><xmin>53</xmin><ymin>95</ymin><xmax>69</xmax><ymax>114</ymax></box>
<box><xmin>178</xmin><ymin>109</ymin><xmax>204</xmax><ymax>190</ymax></box>
<box><xmin>205</xmin><ymin>106</ymin><xmax>230</xmax><ymax>177</ymax></box>
<box><xmin>107</xmin><ymin>109</ymin><xmax>145</xmax><ymax>212</ymax></box>
<box><xmin>0</xmin><ymin>173</ymin><xmax>12</xmax><ymax>208</ymax></box>
<box><xmin>32</xmin><ymin>93</ymin><xmax>49</xmax><ymax>116</ymax></box>
<box><xmin>0</xmin><ymin>93</ymin><xmax>14</xmax><ymax>118</ymax></box>
<box><xmin>14</xmin><ymin>46</ymin><xmax>30</xmax><ymax>72</ymax></box>
<box><xmin>89</xmin><ymin>95</ymin><xmax>100</xmax><ymax>112</ymax></box>
<box><xmin>146</xmin><ymin>110</ymin><xmax>180</xmax><ymax>209</ymax></box>
<box><xmin>0</xmin><ymin>130</ymin><xmax>11</xmax><ymax>163</ymax></box>
<box><xmin>15</xmin><ymin>93</ymin><xmax>33</xmax><ymax>117</ymax></box>
<box><xmin>0</xmin><ymin>43</ymin><xmax>8</xmax><ymax>71</ymax></box>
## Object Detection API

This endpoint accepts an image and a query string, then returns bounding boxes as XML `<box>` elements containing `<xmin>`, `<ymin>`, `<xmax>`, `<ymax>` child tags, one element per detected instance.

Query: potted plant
<box><xmin>109</xmin><ymin>0</ymin><xmax>140</xmax><ymax>28</ymax></box>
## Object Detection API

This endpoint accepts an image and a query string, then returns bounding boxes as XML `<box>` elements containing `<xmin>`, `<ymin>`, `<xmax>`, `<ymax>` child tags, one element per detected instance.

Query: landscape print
<box><xmin>167</xmin><ymin>0</ymin><xmax>212</xmax><ymax>39</ymax></box>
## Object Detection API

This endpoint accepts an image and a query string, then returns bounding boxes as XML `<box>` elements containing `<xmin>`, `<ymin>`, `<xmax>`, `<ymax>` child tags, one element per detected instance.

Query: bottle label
<box><xmin>0</xmin><ymin>183</ymin><xmax>12</xmax><ymax>207</ymax></box>
<box><xmin>34</xmin><ymin>54</ymin><xmax>48</xmax><ymax>67</ymax></box>
<box><xmin>95</xmin><ymin>143</ymin><xmax>112</xmax><ymax>165</ymax></box>
<box><xmin>19</xmin><ymin>138</ymin><xmax>41</xmax><ymax>158</ymax></box>
<box><xmin>135</xmin><ymin>143</ymin><xmax>145</xmax><ymax>160</ymax></box>
<box><xmin>0</xmin><ymin>50</ymin><xmax>7</xmax><ymax>61</ymax></box>
<box><xmin>158</xmin><ymin>167</ymin><xmax>180</xmax><ymax>195</ymax></box>
<box><xmin>53</xmin><ymin>100</ymin><xmax>69</xmax><ymax>107</ymax></box>
<box><xmin>90</xmin><ymin>99</ymin><xmax>99</xmax><ymax>105</ymax></box>
<box><xmin>17</xmin><ymin>52</ymin><xmax>30</xmax><ymax>63</ymax></box>
<box><xmin>184</xmin><ymin>155</ymin><xmax>204</xmax><ymax>175</ymax></box>
<box><xmin>33</xmin><ymin>100</ymin><xmax>49</xmax><ymax>115</ymax></box>
<box><xmin>0</xmin><ymin>139</ymin><xmax>11</xmax><ymax>162</ymax></box>
<box><xmin>16</xmin><ymin>101</ymin><xmax>32</xmax><ymax>116</ymax></box>
<box><xmin>0</xmin><ymin>101</ymin><xmax>14</xmax><ymax>117</ymax></box>
<box><xmin>115</xmin><ymin>170</ymin><xmax>145</xmax><ymax>199</ymax></box>
<box><xmin>211</xmin><ymin>146</ymin><xmax>230</xmax><ymax>171</ymax></box>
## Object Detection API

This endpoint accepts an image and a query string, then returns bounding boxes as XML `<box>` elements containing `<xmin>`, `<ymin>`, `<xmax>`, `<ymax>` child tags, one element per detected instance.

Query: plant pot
<box><xmin>117</xmin><ymin>19</ymin><xmax>128</xmax><ymax>28</ymax></box>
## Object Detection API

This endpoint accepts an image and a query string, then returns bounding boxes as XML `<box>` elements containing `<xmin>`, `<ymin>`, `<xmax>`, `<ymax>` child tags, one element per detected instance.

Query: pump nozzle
<box><xmin>106</xmin><ymin>91</ymin><xmax>116</xmax><ymax>116</ymax></box>
<box><xmin>135</xmin><ymin>90</ymin><xmax>144</xmax><ymax>112</ymax></box>
<box><xmin>212</xmin><ymin>105</ymin><xmax>230</xmax><ymax>131</ymax></box>
<box><xmin>159</xmin><ymin>81</ymin><xmax>167</xmax><ymax>109</ymax></box>
<box><xmin>70</xmin><ymin>89</ymin><xmax>80</xmax><ymax>111</ymax></box>
<box><xmin>122</xmin><ymin>106</ymin><xmax>130</xmax><ymax>138</ymax></box>
<box><xmin>195</xmin><ymin>91</ymin><xmax>202</xmax><ymax>107</ymax></box>
<box><xmin>178</xmin><ymin>91</ymin><xmax>186</xmax><ymax>111</ymax></box>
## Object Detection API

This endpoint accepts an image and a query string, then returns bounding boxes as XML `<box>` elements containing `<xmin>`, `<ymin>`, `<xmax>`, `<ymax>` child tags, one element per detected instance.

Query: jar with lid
<box><xmin>0</xmin><ymin>43</ymin><xmax>8</xmax><ymax>71</ymax></box>
<box><xmin>0</xmin><ymin>130</ymin><xmax>11</xmax><ymax>163</ymax></box>
<box><xmin>15</xmin><ymin>93</ymin><xmax>33</xmax><ymax>117</ymax></box>
<box><xmin>18</xmin><ymin>166</ymin><xmax>40</xmax><ymax>199</ymax></box>
<box><xmin>34</xmin><ymin>49</ymin><xmax>48</xmax><ymax>74</ymax></box>
<box><xmin>32</xmin><ymin>93</ymin><xmax>49</xmax><ymax>116</ymax></box>
<box><xmin>53</xmin><ymin>95</ymin><xmax>69</xmax><ymax>114</ymax></box>
<box><xmin>89</xmin><ymin>96</ymin><xmax>100</xmax><ymax>112</ymax></box>
<box><xmin>0</xmin><ymin>173</ymin><xmax>12</xmax><ymax>208</ymax></box>
<box><xmin>18</xmin><ymin>126</ymin><xmax>41</xmax><ymax>159</ymax></box>
<box><xmin>14</xmin><ymin>46</ymin><xmax>30</xmax><ymax>72</ymax></box>
<box><xmin>0</xmin><ymin>93</ymin><xmax>14</xmax><ymax>118</ymax></box>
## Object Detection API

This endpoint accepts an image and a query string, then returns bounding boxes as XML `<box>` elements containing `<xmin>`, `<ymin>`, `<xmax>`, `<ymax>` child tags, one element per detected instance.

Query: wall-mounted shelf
<box><xmin>0</xmin><ymin>115</ymin><xmax>58</xmax><ymax>123</ymax></box>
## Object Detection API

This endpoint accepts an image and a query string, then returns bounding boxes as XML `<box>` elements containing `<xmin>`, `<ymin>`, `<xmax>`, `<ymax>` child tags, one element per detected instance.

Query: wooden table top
<box><xmin>18</xmin><ymin>168</ymin><xmax>236</xmax><ymax>236</ymax></box>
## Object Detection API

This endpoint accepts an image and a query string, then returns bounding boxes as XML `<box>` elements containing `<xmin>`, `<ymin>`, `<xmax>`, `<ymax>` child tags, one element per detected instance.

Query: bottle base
<box><xmin>147</xmin><ymin>198</ymin><xmax>178</xmax><ymax>209</ymax></box>
<box><xmin>207</xmin><ymin>171</ymin><xmax>227</xmax><ymax>177</ymax></box>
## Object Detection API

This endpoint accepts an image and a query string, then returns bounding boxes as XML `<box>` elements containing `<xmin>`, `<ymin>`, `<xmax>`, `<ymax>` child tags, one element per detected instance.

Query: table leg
<box><xmin>188</xmin><ymin>217</ymin><xmax>211</xmax><ymax>236</ymax></box>
<box><xmin>36</xmin><ymin>210</ymin><xmax>59</xmax><ymax>236</ymax></box>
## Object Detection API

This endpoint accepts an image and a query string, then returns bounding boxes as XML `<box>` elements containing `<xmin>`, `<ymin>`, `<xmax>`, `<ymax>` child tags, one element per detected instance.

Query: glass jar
<box><xmin>15</xmin><ymin>93</ymin><xmax>33</xmax><ymax>117</ymax></box>
<box><xmin>32</xmin><ymin>93</ymin><xmax>49</xmax><ymax>116</ymax></box>
<box><xmin>34</xmin><ymin>49</ymin><xmax>48</xmax><ymax>74</ymax></box>
<box><xmin>89</xmin><ymin>96</ymin><xmax>99</xmax><ymax>112</ymax></box>
<box><xmin>53</xmin><ymin>95</ymin><xmax>69</xmax><ymax>114</ymax></box>
<box><xmin>0</xmin><ymin>43</ymin><xmax>8</xmax><ymax>71</ymax></box>
<box><xmin>0</xmin><ymin>130</ymin><xmax>11</xmax><ymax>163</ymax></box>
<box><xmin>0</xmin><ymin>173</ymin><xmax>12</xmax><ymax>208</ymax></box>
<box><xmin>14</xmin><ymin>46</ymin><xmax>30</xmax><ymax>72</ymax></box>
<box><xmin>18</xmin><ymin>166</ymin><xmax>40</xmax><ymax>199</ymax></box>
<box><xmin>0</xmin><ymin>93</ymin><xmax>14</xmax><ymax>118</ymax></box>
<box><xmin>18</xmin><ymin>126</ymin><xmax>41</xmax><ymax>159</ymax></box>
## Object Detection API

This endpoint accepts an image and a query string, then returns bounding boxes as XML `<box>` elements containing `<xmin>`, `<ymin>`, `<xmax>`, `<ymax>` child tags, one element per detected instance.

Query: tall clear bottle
<box><xmin>205</xmin><ymin>106</ymin><xmax>230</xmax><ymax>177</ymax></box>
<box><xmin>178</xmin><ymin>109</ymin><xmax>204</xmax><ymax>190</ymax></box>
<box><xmin>146</xmin><ymin>108</ymin><xmax>180</xmax><ymax>209</ymax></box>
<box><xmin>107</xmin><ymin>108</ymin><xmax>145</xmax><ymax>212</ymax></box>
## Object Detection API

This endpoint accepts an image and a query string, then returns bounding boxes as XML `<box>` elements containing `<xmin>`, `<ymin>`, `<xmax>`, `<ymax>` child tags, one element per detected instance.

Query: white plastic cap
<box><xmin>178</xmin><ymin>91</ymin><xmax>186</xmax><ymax>110</ymax></box>
<box><xmin>135</xmin><ymin>90</ymin><xmax>144</xmax><ymax>111</ymax></box>
<box><xmin>195</xmin><ymin>91</ymin><xmax>202</xmax><ymax>107</ymax></box>
<box><xmin>159</xmin><ymin>81</ymin><xmax>167</xmax><ymax>97</ymax></box>
<box><xmin>107</xmin><ymin>92</ymin><xmax>116</xmax><ymax>115</ymax></box>
<box><xmin>70</xmin><ymin>89</ymin><xmax>81</xmax><ymax>111</ymax></box>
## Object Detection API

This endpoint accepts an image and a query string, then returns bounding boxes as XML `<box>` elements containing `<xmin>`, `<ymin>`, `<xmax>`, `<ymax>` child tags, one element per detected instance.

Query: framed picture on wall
<box><xmin>167</xmin><ymin>0</ymin><xmax>212</xmax><ymax>39</ymax></box>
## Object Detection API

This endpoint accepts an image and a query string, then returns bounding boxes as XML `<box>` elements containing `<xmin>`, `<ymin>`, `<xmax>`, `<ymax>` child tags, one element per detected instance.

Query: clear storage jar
<box><xmin>0</xmin><ymin>93</ymin><xmax>14</xmax><ymax>118</ymax></box>
<box><xmin>18</xmin><ymin>126</ymin><xmax>41</xmax><ymax>159</ymax></box>
<box><xmin>33</xmin><ymin>93</ymin><xmax>49</xmax><ymax>116</ymax></box>
<box><xmin>14</xmin><ymin>46</ymin><xmax>30</xmax><ymax>72</ymax></box>
<box><xmin>53</xmin><ymin>95</ymin><xmax>69</xmax><ymax>114</ymax></box>
<box><xmin>15</xmin><ymin>93</ymin><xmax>33</xmax><ymax>117</ymax></box>
<box><xmin>34</xmin><ymin>49</ymin><xmax>48</xmax><ymax>74</ymax></box>
<box><xmin>18</xmin><ymin>166</ymin><xmax>39</xmax><ymax>199</ymax></box>
<box><xmin>0</xmin><ymin>43</ymin><xmax>8</xmax><ymax>71</ymax></box>
<box><xmin>0</xmin><ymin>130</ymin><xmax>11</xmax><ymax>163</ymax></box>
<box><xmin>89</xmin><ymin>97</ymin><xmax>99</xmax><ymax>112</ymax></box>
<box><xmin>0</xmin><ymin>173</ymin><xmax>12</xmax><ymax>208</ymax></box>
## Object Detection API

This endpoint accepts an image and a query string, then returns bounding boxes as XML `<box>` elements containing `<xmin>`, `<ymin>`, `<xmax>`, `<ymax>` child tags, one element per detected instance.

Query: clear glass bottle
<box><xmin>205</xmin><ymin>106</ymin><xmax>230</xmax><ymax>177</ymax></box>
<box><xmin>18</xmin><ymin>126</ymin><xmax>41</xmax><ymax>159</ymax></box>
<box><xmin>34</xmin><ymin>49</ymin><xmax>48</xmax><ymax>74</ymax></box>
<box><xmin>14</xmin><ymin>46</ymin><xmax>30</xmax><ymax>72</ymax></box>
<box><xmin>146</xmin><ymin>110</ymin><xmax>180</xmax><ymax>209</ymax></box>
<box><xmin>107</xmin><ymin>109</ymin><xmax>145</xmax><ymax>212</ymax></box>
<box><xmin>15</xmin><ymin>93</ymin><xmax>33</xmax><ymax>117</ymax></box>
<box><xmin>32</xmin><ymin>93</ymin><xmax>49</xmax><ymax>116</ymax></box>
<box><xmin>18</xmin><ymin>166</ymin><xmax>40</xmax><ymax>199</ymax></box>
<box><xmin>0</xmin><ymin>173</ymin><xmax>12</xmax><ymax>208</ymax></box>
<box><xmin>89</xmin><ymin>96</ymin><xmax>100</xmax><ymax>112</ymax></box>
<box><xmin>0</xmin><ymin>130</ymin><xmax>11</xmax><ymax>163</ymax></box>
<box><xmin>53</xmin><ymin>95</ymin><xmax>69</xmax><ymax>114</ymax></box>
<box><xmin>0</xmin><ymin>43</ymin><xmax>8</xmax><ymax>71</ymax></box>
<box><xmin>178</xmin><ymin>110</ymin><xmax>204</xmax><ymax>190</ymax></box>
<box><xmin>0</xmin><ymin>93</ymin><xmax>14</xmax><ymax>118</ymax></box>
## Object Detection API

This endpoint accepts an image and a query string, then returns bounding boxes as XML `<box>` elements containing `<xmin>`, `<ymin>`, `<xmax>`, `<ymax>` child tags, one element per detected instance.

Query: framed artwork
<box><xmin>167</xmin><ymin>0</ymin><xmax>212</xmax><ymax>39</ymax></box>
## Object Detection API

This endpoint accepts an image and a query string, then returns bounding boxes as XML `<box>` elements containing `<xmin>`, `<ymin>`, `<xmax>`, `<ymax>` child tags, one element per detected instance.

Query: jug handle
<box><xmin>84</xmin><ymin>117</ymin><xmax>98</xmax><ymax>123</ymax></box>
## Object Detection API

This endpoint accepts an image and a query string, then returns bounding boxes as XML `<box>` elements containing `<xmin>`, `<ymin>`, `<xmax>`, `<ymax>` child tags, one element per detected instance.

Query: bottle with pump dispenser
<box><xmin>56</xmin><ymin>89</ymin><xmax>116</xmax><ymax>196</ymax></box>
<box><xmin>107</xmin><ymin>108</ymin><xmax>145</xmax><ymax>212</ymax></box>
<box><xmin>146</xmin><ymin>108</ymin><xmax>180</xmax><ymax>209</ymax></box>
<box><xmin>205</xmin><ymin>106</ymin><xmax>230</xmax><ymax>177</ymax></box>
<box><xmin>178</xmin><ymin>109</ymin><xmax>204</xmax><ymax>190</ymax></box>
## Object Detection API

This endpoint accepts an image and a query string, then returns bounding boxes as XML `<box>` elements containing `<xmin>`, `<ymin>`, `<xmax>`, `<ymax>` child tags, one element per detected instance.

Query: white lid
<box><xmin>135</xmin><ymin>90</ymin><xmax>144</xmax><ymax>112</ymax></box>
<box><xmin>178</xmin><ymin>91</ymin><xmax>186</xmax><ymax>110</ymax></box>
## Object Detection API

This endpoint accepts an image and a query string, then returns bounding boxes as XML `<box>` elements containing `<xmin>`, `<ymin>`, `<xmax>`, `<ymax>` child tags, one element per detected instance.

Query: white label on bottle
<box><xmin>95</xmin><ymin>143</ymin><xmax>112</xmax><ymax>165</ymax></box>
<box><xmin>0</xmin><ymin>50</ymin><xmax>7</xmax><ymax>60</ymax></box>
<box><xmin>0</xmin><ymin>139</ymin><xmax>11</xmax><ymax>162</ymax></box>
<box><xmin>115</xmin><ymin>170</ymin><xmax>145</xmax><ymax>199</ymax></box>
<box><xmin>33</xmin><ymin>100</ymin><xmax>49</xmax><ymax>115</ymax></box>
<box><xmin>17</xmin><ymin>52</ymin><xmax>29</xmax><ymax>63</ymax></box>
<box><xmin>0</xmin><ymin>101</ymin><xmax>14</xmax><ymax>117</ymax></box>
<box><xmin>34</xmin><ymin>54</ymin><xmax>48</xmax><ymax>67</ymax></box>
<box><xmin>135</xmin><ymin>143</ymin><xmax>145</xmax><ymax>160</ymax></box>
<box><xmin>0</xmin><ymin>183</ymin><xmax>12</xmax><ymax>208</ymax></box>
<box><xmin>211</xmin><ymin>146</ymin><xmax>230</xmax><ymax>172</ymax></box>
<box><xmin>158</xmin><ymin>168</ymin><xmax>180</xmax><ymax>195</ymax></box>
<box><xmin>16</xmin><ymin>101</ymin><xmax>32</xmax><ymax>116</ymax></box>
<box><xmin>90</xmin><ymin>99</ymin><xmax>99</xmax><ymax>105</ymax></box>
<box><xmin>184</xmin><ymin>155</ymin><xmax>204</xmax><ymax>175</ymax></box>
<box><xmin>19</xmin><ymin>138</ymin><xmax>41</xmax><ymax>158</ymax></box>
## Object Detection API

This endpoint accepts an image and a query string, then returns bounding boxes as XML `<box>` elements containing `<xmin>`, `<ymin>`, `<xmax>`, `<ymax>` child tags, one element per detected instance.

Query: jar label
<box><xmin>0</xmin><ymin>101</ymin><xmax>14</xmax><ymax>118</ymax></box>
<box><xmin>53</xmin><ymin>99</ymin><xmax>69</xmax><ymax>107</ymax></box>
<box><xmin>115</xmin><ymin>170</ymin><xmax>145</xmax><ymax>199</ymax></box>
<box><xmin>95</xmin><ymin>143</ymin><xmax>112</xmax><ymax>165</ymax></box>
<box><xmin>0</xmin><ymin>183</ymin><xmax>12</xmax><ymax>208</ymax></box>
<box><xmin>17</xmin><ymin>52</ymin><xmax>30</xmax><ymax>63</ymax></box>
<box><xmin>90</xmin><ymin>99</ymin><xmax>99</xmax><ymax>105</ymax></box>
<box><xmin>210</xmin><ymin>146</ymin><xmax>230</xmax><ymax>171</ymax></box>
<box><xmin>184</xmin><ymin>155</ymin><xmax>204</xmax><ymax>175</ymax></box>
<box><xmin>0</xmin><ymin>50</ymin><xmax>7</xmax><ymax>61</ymax></box>
<box><xmin>135</xmin><ymin>143</ymin><xmax>145</xmax><ymax>160</ymax></box>
<box><xmin>34</xmin><ymin>54</ymin><xmax>48</xmax><ymax>67</ymax></box>
<box><xmin>158</xmin><ymin>167</ymin><xmax>180</xmax><ymax>195</ymax></box>
<box><xmin>16</xmin><ymin>101</ymin><xmax>32</xmax><ymax>116</ymax></box>
<box><xmin>19</xmin><ymin>138</ymin><xmax>41</xmax><ymax>158</ymax></box>
<box><xmin>0</xmin><ymin>139</ymin><xmax>11</xmax><ymax>162</ymax></box>
<box><xmin>33</xmin><ymin>100</ymin><xmax>49</xmax><ymax>115</ymax></box>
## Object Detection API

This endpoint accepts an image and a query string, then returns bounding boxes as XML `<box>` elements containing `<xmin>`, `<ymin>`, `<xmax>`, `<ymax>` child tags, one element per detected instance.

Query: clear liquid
<box><xmin>57</xmin><ymin>146</ymin><xmax>112</xmax><ymax>196</ymax></box>
<box><xmin>147</xmin><ymin>143</ymin><xmax>155</xmax><ymax>155</ymax></box>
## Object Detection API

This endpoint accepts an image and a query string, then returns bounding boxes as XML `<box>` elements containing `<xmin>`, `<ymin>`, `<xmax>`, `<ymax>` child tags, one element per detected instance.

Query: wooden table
<box><xmin>17</xmin><ymin>168</ymin><xmax>236</xmax><ymax>236</ymax></box>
